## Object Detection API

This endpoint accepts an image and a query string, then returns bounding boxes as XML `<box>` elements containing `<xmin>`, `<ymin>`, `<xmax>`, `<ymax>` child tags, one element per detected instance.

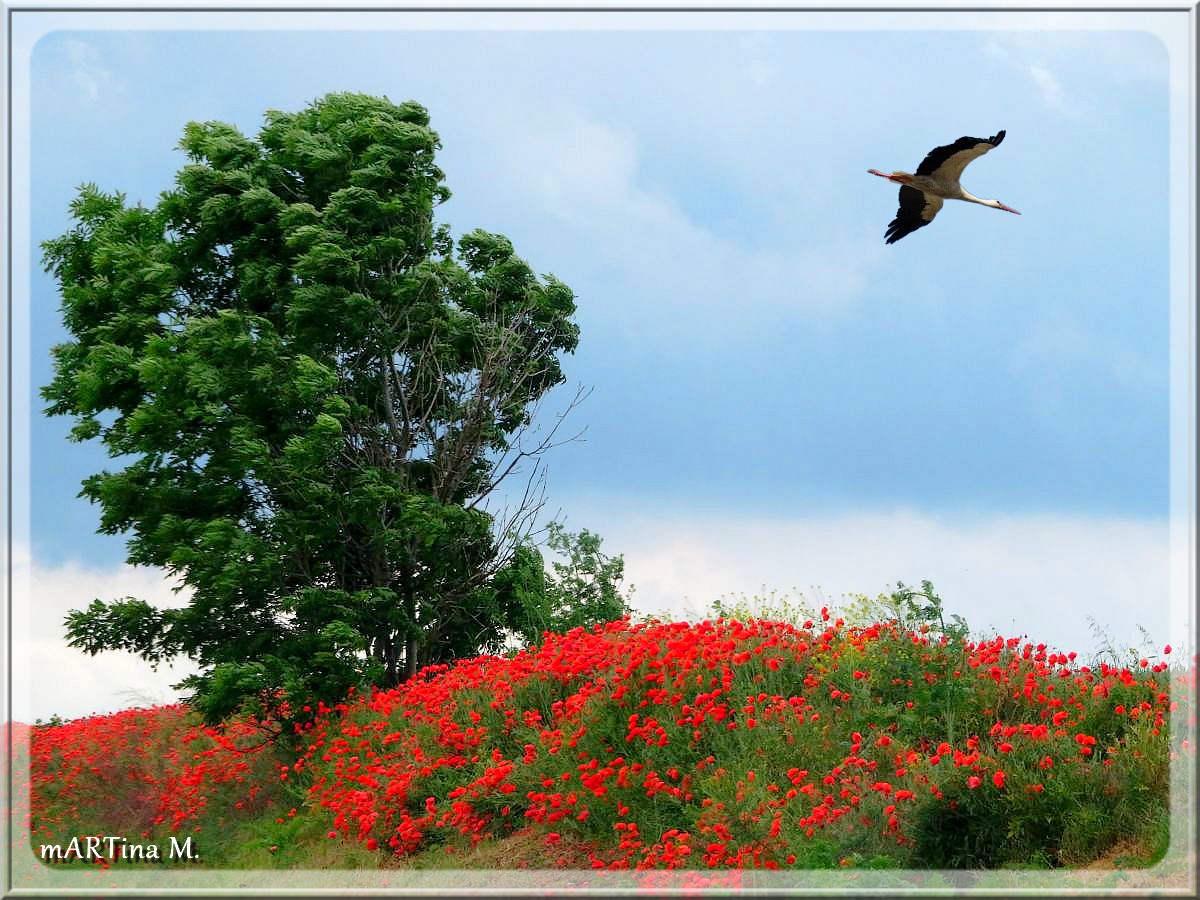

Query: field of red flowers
<box><xmin>19</xmin><ymin>611</ymin><xmax>1192</xmax><ymax>871</ymax></box>
<box><xmin>19</xmin><ymin>703</ymin><xmax>290</xmax><ymax>866</ymax></box>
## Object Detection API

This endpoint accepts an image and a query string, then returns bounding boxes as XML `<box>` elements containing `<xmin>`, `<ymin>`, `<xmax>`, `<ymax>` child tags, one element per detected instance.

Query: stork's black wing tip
<box><xmin>883</xmin><ymin>221</ymin><xmax>917</xmax><ymax>244</ymax></box>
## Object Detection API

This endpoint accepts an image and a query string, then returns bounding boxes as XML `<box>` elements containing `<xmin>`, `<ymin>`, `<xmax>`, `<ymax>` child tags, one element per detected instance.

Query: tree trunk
<box><xmin>381</xmin><ymin>632</ymin><xmax>399</xmax><ymax>688</ymax></box>
<box><xmin>404</xmin><ymin>631</ymin><xmax>418</xmax><ymax>679</ymax></box>
<box><xmin>401</xmin><ymin>554</ymin><xmax>419</xmax><ymax>680</ymax></box>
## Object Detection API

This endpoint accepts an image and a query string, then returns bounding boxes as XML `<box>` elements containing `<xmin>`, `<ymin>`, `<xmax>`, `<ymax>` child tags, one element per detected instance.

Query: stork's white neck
<box><xmin>955</xmin><ymin>190</ymin><xmax>1003</xmax><ymax>210</ymax></box>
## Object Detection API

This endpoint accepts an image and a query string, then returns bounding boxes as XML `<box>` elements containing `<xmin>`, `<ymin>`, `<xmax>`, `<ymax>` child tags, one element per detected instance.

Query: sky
<box><xmin>11</xmin><ymin>13</ymin><xmax>1189</xmax><ymax>721</ymax></box>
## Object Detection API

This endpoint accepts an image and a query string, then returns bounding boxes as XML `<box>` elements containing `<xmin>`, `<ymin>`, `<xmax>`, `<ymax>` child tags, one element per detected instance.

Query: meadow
<box><xmin>17</xmin><ymin>592</ymin><xmax>1189</xmax><ymax>875</ymax></box>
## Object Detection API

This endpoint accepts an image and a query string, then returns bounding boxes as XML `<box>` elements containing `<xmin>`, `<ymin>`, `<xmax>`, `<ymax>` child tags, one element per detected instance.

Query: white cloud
<box><xmin>1026</xmin><ymin>64</ymin><xmax>1074</xmax><ymax>118</ymax></box>
<box><xmin>11</xmin><ymin>544</ymin><xmax>198</xmax><ymax>723</ymax></box>
<box><xmin>59</xmin><ymin>39</ymin><xmax>122</xmax><ymax>102</ymax></box>
<box><xmin>471</xmin><ymin>105</ymin><xmax>885</xmax><ymax>342</ymax></box>
<box><xmin>746</xmin><ymin>60</ymin><xmax>773</xmax><ymax>88</ymax></box>
<box><xmin>984</xmin><ymin>40</ymin><xmax>1084</xmax><ymax>119</ymax></box>
<box><xmin>563</xmin><ymin>505</ymin><xmax>1184</xmax><ymax>661</ymax></box>
<box><xmin>976</xmin><ymin>27</ymin><xmax>1168</xmax><ymax>89</ymax></box>
<box><xmin>980</xmin><ymin>28</ymin><xmax>1171</xmax><ymax>119</ymax></box>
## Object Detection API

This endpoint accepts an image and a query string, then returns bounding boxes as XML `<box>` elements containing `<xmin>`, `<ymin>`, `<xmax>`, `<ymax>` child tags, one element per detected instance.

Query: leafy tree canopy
<box><xmin>44</xmin><ymin>92</ymin><xmax>587</xmax><ymax>724</ymax></box>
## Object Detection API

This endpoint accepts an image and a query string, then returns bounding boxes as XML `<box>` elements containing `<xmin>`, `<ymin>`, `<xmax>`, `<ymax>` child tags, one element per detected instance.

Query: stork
<box><xmin>869</xmin><ymin>130</ymin><xmax>1020</xmax><ymax>244</ymax></box>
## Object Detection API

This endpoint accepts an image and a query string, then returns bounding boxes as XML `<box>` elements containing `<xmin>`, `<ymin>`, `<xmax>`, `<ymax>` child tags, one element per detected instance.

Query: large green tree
<box><xmin>43</xmin><ymin>93</ymin><xmax>582</xmax><ymax>722</ymax></box>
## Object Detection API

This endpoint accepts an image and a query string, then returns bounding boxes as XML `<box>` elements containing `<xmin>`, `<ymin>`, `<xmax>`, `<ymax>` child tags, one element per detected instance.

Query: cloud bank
<box><xmin>11</xmin><ymin>544</ymin><xmax>198</xmax><ymax>723</ymax></box>
<box><xmin>10</xmin><ymin>504</ymin><xmax>1184</xmax><ymax>725</ymax></box>
<box><xmin>563</xmin><ymin>505</ymin><xmax>1181</xmax><ymax>660</ymax></box>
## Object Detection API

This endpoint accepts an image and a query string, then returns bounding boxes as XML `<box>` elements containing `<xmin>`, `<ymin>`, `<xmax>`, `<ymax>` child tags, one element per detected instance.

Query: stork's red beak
<box><xmin>998</xmin><ymin>203</ymin><xmax>1021</xmax><ymax>215</ymax></box>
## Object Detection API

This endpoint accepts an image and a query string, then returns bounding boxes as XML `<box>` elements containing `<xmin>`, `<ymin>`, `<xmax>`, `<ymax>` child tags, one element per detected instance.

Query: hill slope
<box><xmin>22</xmin><ymin>614</ymin><xmax>1187</xmax><ymax>872</ymax></box>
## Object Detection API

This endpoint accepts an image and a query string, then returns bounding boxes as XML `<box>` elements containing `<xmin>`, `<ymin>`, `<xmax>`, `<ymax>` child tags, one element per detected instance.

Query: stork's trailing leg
<box><xmin>868</xmin><ymin>169</ymin><xmax>911</xmax><ymax>184</ymax></box>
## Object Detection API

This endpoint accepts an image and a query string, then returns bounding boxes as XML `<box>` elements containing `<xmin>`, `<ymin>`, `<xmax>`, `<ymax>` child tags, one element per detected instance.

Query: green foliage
<box><xmin>710</xmin><ymin>588</ymin><xmax>818</xmax><ymax>626</ymax></box>
<box><xmin>43</xmin><ymin>93</ymin><xmax>581</xmax><ymax>725</ymax></box>
<box><xmin>842</xmin><ymin>580</ymin><xmax>970</xmax><ymax>642</ymax></box>
<box><xmin>523</xmin><ymin>525</ymin><xmax>638</xmax><ymax>643</ymax></box>
<box><xmin>493</xmin><ymin>525</ymin><xmax>634</xmax><ymax>648</ymax></box>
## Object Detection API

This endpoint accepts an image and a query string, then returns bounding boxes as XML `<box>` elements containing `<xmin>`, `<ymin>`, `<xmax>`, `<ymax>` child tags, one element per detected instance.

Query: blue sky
<box><xmin>14</xmin><ymin>20</ymin><xmax>1186</xmax><ymax>718</ymax></box>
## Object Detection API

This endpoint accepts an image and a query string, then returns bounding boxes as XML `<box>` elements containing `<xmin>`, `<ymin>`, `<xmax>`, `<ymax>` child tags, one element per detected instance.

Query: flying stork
<box><xmin>869</xmin><ymin>130</ymin><xmax>1020</xmax><ymax>244</ymax></box>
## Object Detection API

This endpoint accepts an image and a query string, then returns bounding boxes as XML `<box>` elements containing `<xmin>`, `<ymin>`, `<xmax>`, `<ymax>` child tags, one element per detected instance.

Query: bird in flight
<box><xmin>869</xmin><ymin>130</ymin><xmax>1020</xmax><ymax>244</ymax></box>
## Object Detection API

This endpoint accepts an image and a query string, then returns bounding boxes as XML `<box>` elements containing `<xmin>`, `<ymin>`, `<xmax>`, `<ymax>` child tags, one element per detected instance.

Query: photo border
<box><xmin>2</xmin><ymin>1</ymin><xmax>1195</xmax><ymax>895</ymax></box>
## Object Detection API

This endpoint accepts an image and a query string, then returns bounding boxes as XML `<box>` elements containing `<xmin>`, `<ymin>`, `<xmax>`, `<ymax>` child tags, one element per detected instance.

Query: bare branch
<box><xmin>467</xmin><ymin>382</ymin><xmax>591</xmax><ymax>509</ymax></box>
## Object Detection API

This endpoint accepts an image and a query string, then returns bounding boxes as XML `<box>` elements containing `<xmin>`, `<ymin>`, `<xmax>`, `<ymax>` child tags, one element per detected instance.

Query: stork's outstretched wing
<box><xmin>885</xmin><ymin>186</ymin><xmax>943</xmax><ymax>244</ymax></box>
<box><xmin>915</xmin><ymin>130</ymin><xmax>1006</xmax><ymax>183</ymax></box>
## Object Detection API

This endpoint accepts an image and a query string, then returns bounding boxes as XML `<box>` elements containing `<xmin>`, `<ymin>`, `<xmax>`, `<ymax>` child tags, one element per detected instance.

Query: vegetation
<box><xmin>21</xmin><ymin>589</ymin><xmax>1186</xmax><ymax>873</ymax></box>
<box><xmin>41</xmin><ymin>92</ymin><xmax>594</xmax><ymax>724</ymax></box>
<box><xmin>501</xmin><ymin>523</ymin><xmax>634</xmax><ymax>648</ymax></box>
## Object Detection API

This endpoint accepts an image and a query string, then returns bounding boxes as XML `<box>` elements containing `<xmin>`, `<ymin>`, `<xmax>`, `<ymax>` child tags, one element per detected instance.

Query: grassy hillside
<box><xmin>20</xmin><ymin>610</ymin><xmax>1189</xmax><ymax>873</ymax></box>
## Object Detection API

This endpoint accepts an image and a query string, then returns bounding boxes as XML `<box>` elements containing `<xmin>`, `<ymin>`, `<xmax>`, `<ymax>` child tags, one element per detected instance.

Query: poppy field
<box><xmin>19</xmin><ymin>604</ymin><xmax>1191</xmax><ymax>873</ymax></box>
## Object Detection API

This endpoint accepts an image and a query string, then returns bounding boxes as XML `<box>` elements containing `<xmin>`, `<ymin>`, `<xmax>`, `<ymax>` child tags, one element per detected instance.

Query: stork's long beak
<box><xmin>998</xmin><ymin>203</ymin><xmax>1021</xmax><ymax>215</ymax></box>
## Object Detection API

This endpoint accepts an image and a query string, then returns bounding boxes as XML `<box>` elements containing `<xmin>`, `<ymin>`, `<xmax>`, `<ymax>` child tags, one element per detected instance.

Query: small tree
<box><xmin>497</xmin><ymin>525</ymin><xmax>635</xmax><ymax>648</ymax></box>
<box><xmin>44</xmin><ymin>93</ymin><xmax>582</xmax><ymax>722</ymax></box>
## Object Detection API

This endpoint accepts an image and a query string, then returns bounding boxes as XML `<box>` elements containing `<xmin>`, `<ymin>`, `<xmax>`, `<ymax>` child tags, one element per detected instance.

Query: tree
<box><xmin>496</xmin><ymin>524</ymin><xmax>635</xmax><ymax>648</ymax></box>
<box><xmin>43</xmin><ymin>92</ymin><xmax>583</xmax><ymax>722</ymax></box>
